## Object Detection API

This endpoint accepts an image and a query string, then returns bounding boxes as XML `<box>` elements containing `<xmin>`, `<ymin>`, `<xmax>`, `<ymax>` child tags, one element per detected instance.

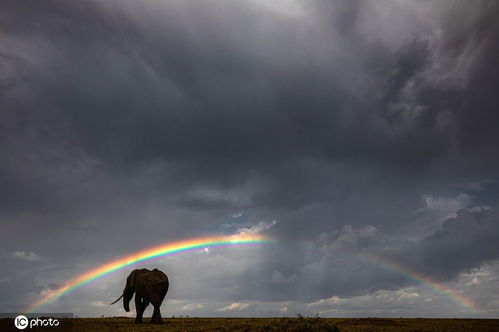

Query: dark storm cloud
<box><xmin>2</xmin><ymin>1</ymin><xmax>498</xmax><ymax>185</ymax></box>
<box><xmin>402</xmin><ymin>208</ymin><xmax>499</xmax><ymax>279</ymax></box>
<box><xmin>1</xmin><ymin>0</ymin><xmax>498</xmax><ymax>316</ymax></box>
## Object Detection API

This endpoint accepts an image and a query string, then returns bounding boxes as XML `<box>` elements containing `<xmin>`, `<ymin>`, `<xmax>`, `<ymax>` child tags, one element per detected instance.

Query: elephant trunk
<box><xmin>123</xmin><ymin>288</ymin><xmax>134</xmax><ymax>312</ymax></box>
<box><xmin>122</xmin><ymin>270</ymin><xmax>137</xmax><ymax>312</ymax></box>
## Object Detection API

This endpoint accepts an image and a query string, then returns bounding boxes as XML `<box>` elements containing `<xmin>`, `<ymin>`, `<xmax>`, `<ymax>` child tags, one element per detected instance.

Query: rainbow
<box><xmin>26</xmin><ymin>234</ymin><xmax>273</xmax><ymax>313</ymax></box>
<box><xmin>360</xmin><ymin>254</ymin><xmax>481</xmax><ymax>312</ymax></box>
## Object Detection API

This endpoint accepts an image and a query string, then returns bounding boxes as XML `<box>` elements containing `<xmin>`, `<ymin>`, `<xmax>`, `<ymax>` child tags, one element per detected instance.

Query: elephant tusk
<box><xmin>110</xmin><ymin>294</ymin><xmax>124</xmax><ymax>305</ymax></box>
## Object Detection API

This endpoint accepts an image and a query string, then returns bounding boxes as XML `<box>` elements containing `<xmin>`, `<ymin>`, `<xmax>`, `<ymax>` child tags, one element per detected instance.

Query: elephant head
<box><xmin>123</xmin><ymin>269</ymin><xmax>139</xmax><ymax>312</ymax></box>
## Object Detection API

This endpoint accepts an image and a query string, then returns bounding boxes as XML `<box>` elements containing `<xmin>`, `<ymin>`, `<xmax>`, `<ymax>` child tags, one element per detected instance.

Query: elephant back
<box><xmin>146</xmin><ymin>269</ymin><xmax>169</xmax><ymax>286</ymax></box>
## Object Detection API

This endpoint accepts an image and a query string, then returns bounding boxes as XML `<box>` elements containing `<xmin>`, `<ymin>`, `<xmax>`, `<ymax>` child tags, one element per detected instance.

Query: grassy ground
<box><xmin>1</xmin><ymin>317</ymin><xmax>498</xmax><ymax>331</ymax></box>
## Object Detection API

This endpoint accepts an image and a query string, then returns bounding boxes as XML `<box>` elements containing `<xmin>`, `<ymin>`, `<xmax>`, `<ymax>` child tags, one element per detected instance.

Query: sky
<box><xmin>1</xmin><ymin>0</ymin><xmax>499</xmax><ymax>318</ymax></box>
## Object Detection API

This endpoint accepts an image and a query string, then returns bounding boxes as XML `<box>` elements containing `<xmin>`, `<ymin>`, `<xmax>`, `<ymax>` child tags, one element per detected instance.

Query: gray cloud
<box><xmin>0</xmin><ymin>0</ymin><xmax>498</xmax><ymax>317</ymax></box>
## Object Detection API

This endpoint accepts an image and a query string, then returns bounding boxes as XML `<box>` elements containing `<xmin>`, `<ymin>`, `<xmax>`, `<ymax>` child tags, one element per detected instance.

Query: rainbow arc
<box><xmin>360</xmin><ymin>254</ymin><xmax>481</xmax><ymax>312</ymax></box>
<box><xmin>26</xmin><ymin>234</ymin><xmax>272</xmax><ymax>313</ymax></box>
<box><xmin>26</xmin><ymin>236</ymin><xmax>481</xmax><ymax>314</ymax></box>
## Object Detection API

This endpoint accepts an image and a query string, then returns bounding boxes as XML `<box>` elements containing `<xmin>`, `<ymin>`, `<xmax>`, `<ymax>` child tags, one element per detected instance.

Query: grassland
<box><xmin>1</xmin><ymin>317</ymin><xmax>498</xmax><ymax>331</ymax></box>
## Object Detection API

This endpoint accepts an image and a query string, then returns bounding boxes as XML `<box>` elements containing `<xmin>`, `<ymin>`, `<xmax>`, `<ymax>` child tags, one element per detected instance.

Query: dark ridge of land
<box><xmin>1</xmin><ymin>317</ymin><xmax>498</xmax><ymax>331</ymax></box>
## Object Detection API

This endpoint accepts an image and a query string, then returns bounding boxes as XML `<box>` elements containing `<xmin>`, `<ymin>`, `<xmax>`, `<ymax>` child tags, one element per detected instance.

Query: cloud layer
<box><xmin>0</xmin><ymin>0</ymin><xmax>498</xmax><ymax>318</ymax></box>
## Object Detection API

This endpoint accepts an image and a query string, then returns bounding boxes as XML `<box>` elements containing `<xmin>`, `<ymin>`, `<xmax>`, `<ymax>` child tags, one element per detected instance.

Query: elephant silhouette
<box><xmin>111</xmin><ymin>268</ymin><xmax>169</xmax><ymax>323</ymax></box>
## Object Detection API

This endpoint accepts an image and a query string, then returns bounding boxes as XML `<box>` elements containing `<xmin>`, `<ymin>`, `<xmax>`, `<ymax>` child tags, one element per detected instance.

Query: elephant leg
<box><xmin>134</xmin><ymin>297</ymin><xmax>145</xmax><ymax>323</ymax></box>
<box><xmin>151</xmin><ymin>305</ymin><xmax>162</xmax><ymax>324</ymax></box>
<box><xmin>150</xmin><ymin>307</ymin><xmax>156</xmax><ymax>324</ymax></box>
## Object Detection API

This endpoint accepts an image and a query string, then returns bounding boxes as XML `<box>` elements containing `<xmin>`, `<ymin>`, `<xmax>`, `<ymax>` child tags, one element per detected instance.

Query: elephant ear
<box><xmin>126</xmin><ymin>270</ymin><xmax>139</xmax><ymax>291</ymax></box>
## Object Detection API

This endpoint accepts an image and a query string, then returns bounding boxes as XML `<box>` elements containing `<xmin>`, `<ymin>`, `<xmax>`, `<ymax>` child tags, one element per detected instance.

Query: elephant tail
<box><xmin>110</xmin><ymin>294</ymin><xmax>123</xmax><ymax>305</ymax></box>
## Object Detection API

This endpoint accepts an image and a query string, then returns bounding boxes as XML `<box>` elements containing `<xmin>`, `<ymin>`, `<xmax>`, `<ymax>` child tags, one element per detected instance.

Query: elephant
<box><xmin>111</xmin><ymin>268</ymin><xmax>169</xmax><ymax>324</ymax></box>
